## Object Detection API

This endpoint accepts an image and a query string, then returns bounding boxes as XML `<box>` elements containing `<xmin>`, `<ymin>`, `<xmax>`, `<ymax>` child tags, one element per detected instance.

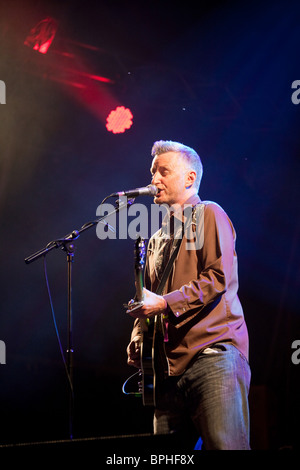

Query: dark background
<box><xmin>0</xmin><ymin>0</ymin><xmax>299</xmax><ymax>452</ymax></box>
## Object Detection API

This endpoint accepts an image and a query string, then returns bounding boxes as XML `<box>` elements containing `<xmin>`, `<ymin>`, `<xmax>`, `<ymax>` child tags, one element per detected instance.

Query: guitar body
<box><xmin>125</xmin><ymin>215</ymin><xmax>186</xmax><ymax>406</ymax></box>
<box><xmin>129</xmin><ymin>237</ymin><xmax>168</xmax><ymax>407</ymax></box>
<box><xmin>140</xmin><ymin>315</ymin><xmax>168</xmax><ymax>407</ymax></box>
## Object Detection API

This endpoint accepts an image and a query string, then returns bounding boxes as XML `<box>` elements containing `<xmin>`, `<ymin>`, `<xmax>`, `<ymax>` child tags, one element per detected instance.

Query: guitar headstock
<box><xmin>134</xmin><ymin>236</ymin><xmax>146</xmax><ymax>273</ymax></box>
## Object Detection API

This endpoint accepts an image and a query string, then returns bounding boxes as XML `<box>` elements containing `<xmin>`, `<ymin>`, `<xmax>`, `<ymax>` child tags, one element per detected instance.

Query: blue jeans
<box><xmin>153</xmin><ymin>342</ymin><xmax>251</xmax><ymax>450</ymax></box>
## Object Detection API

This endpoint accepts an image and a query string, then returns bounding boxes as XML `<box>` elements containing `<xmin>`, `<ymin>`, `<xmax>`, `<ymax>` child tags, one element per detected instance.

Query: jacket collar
<box><xmin>161</xmin><ymin>193</ymin><xmax>201</xmax><ymax>237</ymax></box>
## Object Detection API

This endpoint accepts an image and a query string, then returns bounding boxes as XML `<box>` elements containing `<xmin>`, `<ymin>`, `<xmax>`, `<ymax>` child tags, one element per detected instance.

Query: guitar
<box><xmin>126</xmin><ymin>236</ymin><xmax>168</xmax><ymax>407</ymax></box>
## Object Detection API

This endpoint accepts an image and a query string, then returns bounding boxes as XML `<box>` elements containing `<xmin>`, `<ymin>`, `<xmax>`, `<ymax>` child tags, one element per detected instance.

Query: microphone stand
<box><xmin>24</xmin><ymin>197</ymin><xmax>135</xmax><ymax>440</ymax></box>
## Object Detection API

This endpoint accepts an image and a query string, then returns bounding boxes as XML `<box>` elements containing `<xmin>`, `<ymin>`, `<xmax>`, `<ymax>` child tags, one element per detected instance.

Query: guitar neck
<box><xmin>135</xmin><ymin>269</ymin><xmax>148</xmax><ymax>332</ymax></box>
<box><xmin>133</xmin><ymin>236</ymin><xmax>147</xmax><ymax>332</ymax></box>
<box><xmin>135</xmin><ymin>270</ymin><xmax>144</xmax><ymax>303</ymax></box>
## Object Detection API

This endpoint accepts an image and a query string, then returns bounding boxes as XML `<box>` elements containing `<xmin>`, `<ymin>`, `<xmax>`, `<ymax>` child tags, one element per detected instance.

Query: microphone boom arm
<box><xmin>24</xmin><ymin>197</ymin><xmax>135</xmax><ymax>264</ymax></box>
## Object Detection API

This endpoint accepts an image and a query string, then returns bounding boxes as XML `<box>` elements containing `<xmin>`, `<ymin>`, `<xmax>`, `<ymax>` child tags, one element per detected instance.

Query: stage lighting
<box><xmin>106</xmin><ymin>106</ymin><xmax>133</xmax><ymax>134</ymax></box>
<box><xmin>24</xmin><ymin>17</ymin><xmax>58</xmax><ymax>54</ymax></box>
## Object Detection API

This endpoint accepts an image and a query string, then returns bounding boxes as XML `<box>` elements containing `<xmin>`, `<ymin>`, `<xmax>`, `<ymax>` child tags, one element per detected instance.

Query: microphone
<box><xmin>112</xmin><ymin>184</ymin><xmax>158</xmax><ymax>198</ymax></box>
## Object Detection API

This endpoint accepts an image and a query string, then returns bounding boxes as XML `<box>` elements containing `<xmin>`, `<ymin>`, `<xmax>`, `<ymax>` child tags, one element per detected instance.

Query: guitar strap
<box><xmin>155</xmin><ymin>202</ymin><xmax>200</xmax><ymax>295</ymax></box>
<box><xmin>155</xmin><ymin>236</ymin><xmax>182</xmax><ymax>296</ymax></box>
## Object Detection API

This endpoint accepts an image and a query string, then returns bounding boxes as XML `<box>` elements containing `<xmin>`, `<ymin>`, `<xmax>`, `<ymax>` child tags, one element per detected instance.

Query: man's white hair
<box><xmin>151</xmin><ymin>140</ymin><xmax>203</xmax><ymax>191</ymax></box>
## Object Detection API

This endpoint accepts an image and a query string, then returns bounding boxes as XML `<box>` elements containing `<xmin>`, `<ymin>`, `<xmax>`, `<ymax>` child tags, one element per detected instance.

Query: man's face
<box><xmin>150</xmin><ymin>152</ymin><xmax>190</xmax><ymax>206</ymax></box>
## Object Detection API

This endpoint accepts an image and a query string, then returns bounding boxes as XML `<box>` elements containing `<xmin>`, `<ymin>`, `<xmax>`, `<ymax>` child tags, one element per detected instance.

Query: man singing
<box><xmin>126</xmin><ymin>140</ymin><xmax>250</xmax><ymax>450</ymax></box>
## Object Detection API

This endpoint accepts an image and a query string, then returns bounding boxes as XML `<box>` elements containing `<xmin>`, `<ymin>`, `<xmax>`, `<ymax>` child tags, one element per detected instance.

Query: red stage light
<box><xmin>106</xmin><ymin>106</ymin><xmax>133</xmax><ymax>134</ymax></box>
<box><xmin>24</xmin><ymin>17</ymin><xmax>57</xmax><ymax>54</ymax></box>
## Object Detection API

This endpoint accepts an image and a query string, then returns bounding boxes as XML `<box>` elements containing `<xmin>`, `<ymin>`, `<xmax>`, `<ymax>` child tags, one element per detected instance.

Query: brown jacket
<box><xmin>131</xmin><ymin>194</ymin><xmax>249</xmax><ymax>376</ymax></box>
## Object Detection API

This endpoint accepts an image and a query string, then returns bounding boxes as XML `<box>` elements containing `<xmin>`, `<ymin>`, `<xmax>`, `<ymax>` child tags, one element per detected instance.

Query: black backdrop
<box><xmin>0</xmin><ymin>0</ymin><xmax>299</xmax><ymax>451</ymax></box>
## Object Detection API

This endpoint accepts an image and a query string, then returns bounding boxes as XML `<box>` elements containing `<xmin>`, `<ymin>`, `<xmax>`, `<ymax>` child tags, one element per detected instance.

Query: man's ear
<box><xmin>185</xmin><ymin>170</ymin><xmax>197</xmax><ymax>188</ymax></box>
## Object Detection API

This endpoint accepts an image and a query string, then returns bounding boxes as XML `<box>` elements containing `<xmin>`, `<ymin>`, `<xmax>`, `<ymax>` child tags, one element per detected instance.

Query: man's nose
<box><xmin>151</xmin><ymin>172</ymin><xmax>160</xmax><ymax>185</ymax></box>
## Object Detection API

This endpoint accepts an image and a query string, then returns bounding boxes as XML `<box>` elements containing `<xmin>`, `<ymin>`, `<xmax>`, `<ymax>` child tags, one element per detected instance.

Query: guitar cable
<box><xmin>122</xmin><ymin>370</ymin><xmax>142</xmax><ymax>398</ymax></box>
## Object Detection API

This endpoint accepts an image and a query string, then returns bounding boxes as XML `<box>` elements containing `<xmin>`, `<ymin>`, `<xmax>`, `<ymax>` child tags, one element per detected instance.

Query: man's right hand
<box><xmin>127</xmin><ymin>335</ymin><xmax>141</xmax><ymax>368</ymax></box>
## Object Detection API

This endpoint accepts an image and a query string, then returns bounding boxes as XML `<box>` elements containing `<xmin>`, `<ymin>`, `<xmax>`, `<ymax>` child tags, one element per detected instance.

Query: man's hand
<box><xmin>127</xmin><ymin>335</ymin><xmax>141</xmax><ymax>368</ymax></box>
<box><xmin>126</xmin><ymin>288</ymin><xmax>167</xmax><ymax>320</ymax></box>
